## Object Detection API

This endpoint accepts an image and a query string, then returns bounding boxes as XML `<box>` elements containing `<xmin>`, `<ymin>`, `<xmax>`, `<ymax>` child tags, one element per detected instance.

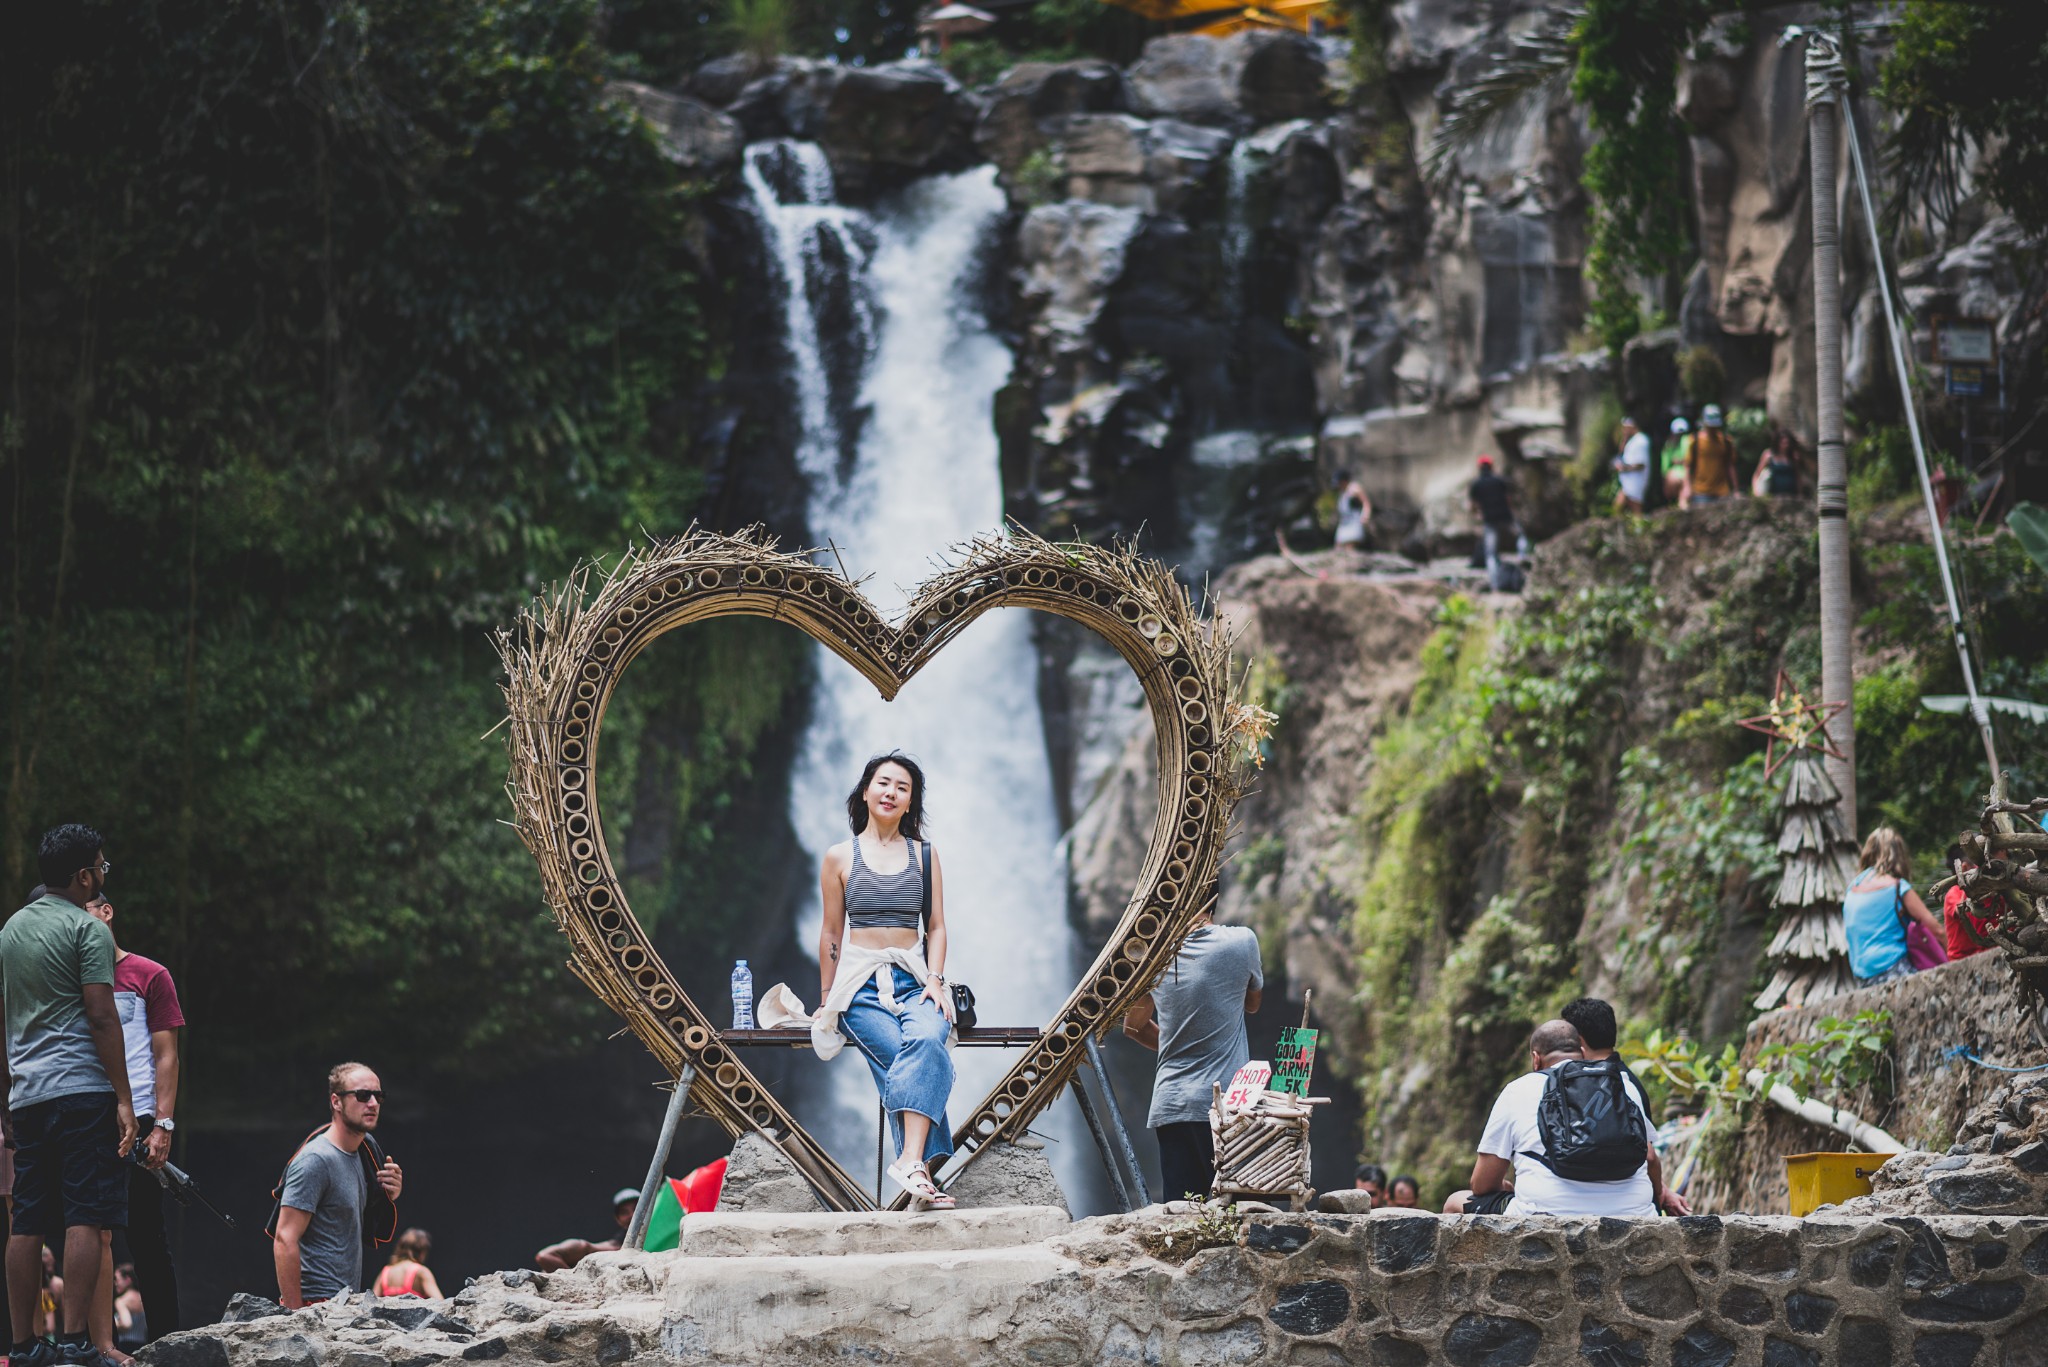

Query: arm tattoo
<box><xmin>828</xmin><ymin>943</ymin><xmax>839</xmax><ymax>963</ymax></box>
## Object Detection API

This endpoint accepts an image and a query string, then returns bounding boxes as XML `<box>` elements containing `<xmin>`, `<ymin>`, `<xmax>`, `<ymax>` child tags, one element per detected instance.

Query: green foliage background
<box><xmin>1</xmin><ymin>0</ymin><xmax>808</xmax><ymax>1106</ymax></box>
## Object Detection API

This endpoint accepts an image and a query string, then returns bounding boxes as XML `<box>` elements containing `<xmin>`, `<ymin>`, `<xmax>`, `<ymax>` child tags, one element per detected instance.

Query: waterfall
<box><xmin>744</xmin><ymin>145</ymin><xmax>1097</xmax><ymax>1208</ymax></box>
<box><xmin>1220</xmin><ymin>137</ymin><xmax>1260</xmax><ymax>317</ymax></box>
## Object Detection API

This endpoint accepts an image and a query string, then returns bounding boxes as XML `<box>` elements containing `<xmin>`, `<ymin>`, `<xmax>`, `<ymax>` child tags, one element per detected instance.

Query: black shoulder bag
<box><xmin>265</xmin><ymin>1126</ymin><xmax>398</xmax><ymax>1247</ymax></box>
<box><xmin>921</xmin><ymin>841</ymin><xmax>976</xmax><ymax>1031</ymax></box>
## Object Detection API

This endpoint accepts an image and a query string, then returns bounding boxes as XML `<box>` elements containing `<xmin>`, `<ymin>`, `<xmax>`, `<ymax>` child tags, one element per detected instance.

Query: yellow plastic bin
<box><xmin>1785</xmin><ymin>1152</ymin><xmax>1897</xmax><ymax>1216</ymax></box>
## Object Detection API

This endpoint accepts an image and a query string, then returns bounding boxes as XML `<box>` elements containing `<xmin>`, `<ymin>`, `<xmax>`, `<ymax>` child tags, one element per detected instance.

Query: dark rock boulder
<box><xmin>813</xmin><ymin>61</ymin><xmax>981</xmax><ymax>199</ymax></box>
<box><xmin>1128</xmin><ymin>35</ymin><xmax>1237</xmax><ymax>125</ymax></box>
<box><xmin>976</xmin><ymin>60</ymin><xmax>1129</xmax><ymax>181</ymax></box>
<box><xmin>689</xmin><ymin>53</ymin><xmax>759</xmax><ymax>107</ymax></box>
<box><xmin>1235</xmin><ymin>32</ymin><xmax>1328</xmax><ymax>125</ymax></box>
<box><xmin>1127</xmin><ymin>32</ymin><xmax>1327</xmax><ymax>128</ymax></box>
<box><xmin>607</xmin><ymin>83</ymin><xmax>743</xmax><ymax>179</ymax></box>
<box><xmin>726</xmin><ymin>60</ymin><xmax>979</xmax><ymax>198</ymax></box>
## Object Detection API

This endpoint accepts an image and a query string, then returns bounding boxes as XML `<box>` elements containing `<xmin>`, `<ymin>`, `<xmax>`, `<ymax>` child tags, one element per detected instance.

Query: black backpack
<box><xmin>1527</xmin><ymin>1057</ymin><xmax>1649</xmax><ymax>1183</ymax></box>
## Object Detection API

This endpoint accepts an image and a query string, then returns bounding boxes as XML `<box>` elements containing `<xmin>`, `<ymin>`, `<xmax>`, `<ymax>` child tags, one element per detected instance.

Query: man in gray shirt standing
<box><xmin>273</xmin><ymin>1063</ymin><xmax>402</xmax><ymax>1306</ymax></box>
<box><xmin>1123</xmin><ymin>911</ymin><xmax>1262</xmax><ymax>1202</ymax></box>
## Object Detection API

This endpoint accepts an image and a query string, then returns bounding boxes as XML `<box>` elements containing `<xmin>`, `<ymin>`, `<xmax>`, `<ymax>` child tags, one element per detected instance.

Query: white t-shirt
<box><xmin>1617</xmin><ymin>432</ymin><xmax>1652</xmax><ymax>502</ymax></box>
<box><xmin>1477</xmin><ymin>1070</ymin><xmax>1655</xmax><ymax>1218</ymax></box>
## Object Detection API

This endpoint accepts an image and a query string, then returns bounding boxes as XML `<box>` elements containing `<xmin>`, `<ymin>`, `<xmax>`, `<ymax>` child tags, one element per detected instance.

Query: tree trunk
<box><xmin>1809</xmin><ymin>78</ymin><xmax>1857</xmax><ymax>839</ymax></box>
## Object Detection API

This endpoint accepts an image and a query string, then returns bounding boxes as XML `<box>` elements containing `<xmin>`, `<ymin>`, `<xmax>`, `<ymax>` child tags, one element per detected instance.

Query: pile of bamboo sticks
<box><xmin>1209</xmin><ymin>1083</ymin><xmax>1323</xmax><ymax>1200</ymax></box>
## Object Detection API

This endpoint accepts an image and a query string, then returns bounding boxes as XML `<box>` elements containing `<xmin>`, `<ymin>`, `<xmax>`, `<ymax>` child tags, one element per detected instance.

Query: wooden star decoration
<box><xmin>1737</xmin><ymin>670</ymin><xmax>1848</xmax><ymax>780</ymax></box>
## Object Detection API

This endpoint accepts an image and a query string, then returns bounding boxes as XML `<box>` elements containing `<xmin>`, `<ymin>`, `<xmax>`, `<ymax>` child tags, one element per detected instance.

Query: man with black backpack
<box><xmin>1562</xmin><ymin>996</ymin><xmax>1689</xmax><ymax>1216</ymax></box>
<box><xmin>1442</xmin><ymin>1020</ymin><xmax>1660</xmax><ymax>1218</ymax></box>
<box><xmin>270</xmin><ymin>1064</ymin><xmax>401</xmax><ymax>1307</ymax></box>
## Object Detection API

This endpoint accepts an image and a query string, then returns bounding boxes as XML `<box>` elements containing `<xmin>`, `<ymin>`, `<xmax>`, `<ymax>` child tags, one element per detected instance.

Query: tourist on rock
<box><xmin>1682</xmin><ymin>406</ymin><xmax>1741</xmax><ymax>507</ymax></box>
<box><xmin>1122</xmin><ymin>908</ymin><xmax>1262</xmax><ymax>1203</ymax></box>
<box><xmin>1843</xmin><ymin>828</ymin><xmax>1946</xmax><ymax>987</ymax></box>
<box><xmin>1467</xmin><ymin>456</ymin><xmax>1528</xmax><ymax>589</ymax></box>
<box><xmin>533</xmin><ymin>1190</ymin><xmax>638</xmax><ymax>1271</ymax></box>
<box><xmin>815</xmin><ymin>752</ymin><xmax>957</xmax><ymax>1210</ymax></box>
<box><xmin>1942</xmin><ymin>843</ymin><xmax>2002</xmax><ymax>962</ymax></box>
<box><xmin>375</xmin><ymin>1228</ymin><xmax>443</xmax><ymax>1298</ymax></box>
<box><xmin>1659</xmin><ymin>417</ymin><xmax>1691</xmax><ymax>505</ymax></box>
<box><xmin>1352</xmin><ymin>1164</ymin><xmax>1387</xmax><ymax>1206</ymax></box>
<box><xmin>1388</xmin><ymin>1175</ymin><xmax>1421</xmax><ymax>1208</ymax></box>
<box><xmin>269</xmin><ymin>1064</ymin><xmax>402</xmax><ymax>1308</ymax></box>
<box><xmin>1753</xmin><ymin>430</ymin><xmax>1802</xmax><ymax>498</ymax></box>
<box><xmin>1332</xmin><ymin>471</ymin><xmax>1373</xmax><ymax>552</ymax></box>
<box><xmin>1612</xmin><ymin>417</ymin><xmax>1651</xmax><ymax>514</ymax></box>
<box><xmin>2</xmin><ymin>825</ymin><xmax>137</xmax><ymax>1367</ymax></box>
<box><xmin>108</xmin><ymin>1266</ymin><xmax>141</xmax><ymax>1358</ymax></box>
<box><xmin>81</xmin><ymin>892</ymin><xmax>183</xmax><ymax>1352</ymax></box>
<box><xmin>1560</xmin><ymin>997</ymin><xmax>1688</xmax><ymax>1215</ymax></box>
<box><xmin>1442</xmin><ymin>1019</ymin><xmax>1658</xmax><ymax>1218</ymax></box>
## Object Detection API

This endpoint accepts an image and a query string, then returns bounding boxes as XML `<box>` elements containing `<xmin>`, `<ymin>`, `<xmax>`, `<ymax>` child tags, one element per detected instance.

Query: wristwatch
<box><xmin>154</xmin><ymin>1119</ymin><xmax>176</xmax><ymax>1133</ymax></box>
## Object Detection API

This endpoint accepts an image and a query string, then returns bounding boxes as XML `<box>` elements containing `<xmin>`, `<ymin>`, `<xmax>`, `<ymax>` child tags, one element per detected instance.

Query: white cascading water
<box><xmin>743</xmin><ymin>141</ymin><xmax>1096</xmax><ymax>1207</ymax></box>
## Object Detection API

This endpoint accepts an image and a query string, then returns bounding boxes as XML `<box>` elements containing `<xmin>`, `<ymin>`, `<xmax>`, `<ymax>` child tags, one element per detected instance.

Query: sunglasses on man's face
<box><xmin>342</xmin><ymin>1088</ymin><xmax>384</xmax><ymax>1104</ymax></box>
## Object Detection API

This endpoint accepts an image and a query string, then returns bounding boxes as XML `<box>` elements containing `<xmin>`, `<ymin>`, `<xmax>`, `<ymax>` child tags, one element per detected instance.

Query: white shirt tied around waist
<box><xmin>758</xmin><ymin>943</ymin><xmax>953</xmax><ymax>1061</ymax></box>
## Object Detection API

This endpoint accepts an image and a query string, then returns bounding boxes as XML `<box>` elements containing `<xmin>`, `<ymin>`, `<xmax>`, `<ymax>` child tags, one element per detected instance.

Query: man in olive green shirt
<box><xmin>1</xmin><ymin>825</ymin><xmax>136</xmax><ymax>1367</ymax></box>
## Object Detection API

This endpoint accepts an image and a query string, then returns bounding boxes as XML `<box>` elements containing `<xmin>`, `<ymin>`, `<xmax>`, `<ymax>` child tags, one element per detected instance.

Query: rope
<box><xmin>1944</xmin><ymin>1046</ymin><xmax>2048</xmax><ymax>1074</ymax></box>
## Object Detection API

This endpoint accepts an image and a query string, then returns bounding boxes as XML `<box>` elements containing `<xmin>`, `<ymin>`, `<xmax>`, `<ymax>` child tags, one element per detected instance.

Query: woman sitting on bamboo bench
<box><xmin>815</xmin><ymin>751</ymin><xmax>957</xmax><ymax>1209</ymax></box>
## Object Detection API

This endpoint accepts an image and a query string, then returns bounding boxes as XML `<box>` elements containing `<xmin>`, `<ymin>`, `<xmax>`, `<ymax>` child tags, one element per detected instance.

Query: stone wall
<box><xmin>1705</xmin><ymin>952</ymin><xmax>2048</xmax><ymax>1215</ymax></box>
<box><xmin>145</xmin><ymin>1207</ymin><xmax>2048</xmax><ymax>1367</ymax></box>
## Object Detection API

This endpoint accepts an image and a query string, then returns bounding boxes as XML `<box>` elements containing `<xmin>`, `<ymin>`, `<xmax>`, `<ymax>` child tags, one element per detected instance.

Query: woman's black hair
<box><xmin>846</xmin><ymin>751</ymin><xmax>927</xmax><ymax>841</ymax></box>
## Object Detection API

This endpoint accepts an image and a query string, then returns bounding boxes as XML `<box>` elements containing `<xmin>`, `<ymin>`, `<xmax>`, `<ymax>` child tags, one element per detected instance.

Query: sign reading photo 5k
<box><xmin>1271</xmin><ymin>1026</ymin><xmax>1318</xmax><ymax>1097</ymax></box>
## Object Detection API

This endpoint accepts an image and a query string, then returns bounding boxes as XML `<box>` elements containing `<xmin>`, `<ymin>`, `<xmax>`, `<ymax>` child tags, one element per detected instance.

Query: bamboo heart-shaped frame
<box><xmin>496</xmin><ymin>528</ymin><xmax>1248</xmax><ymax>1211</ymax></box>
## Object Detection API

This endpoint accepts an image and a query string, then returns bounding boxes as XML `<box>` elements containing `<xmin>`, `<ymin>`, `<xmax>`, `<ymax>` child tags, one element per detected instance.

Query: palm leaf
<box><xmin>2009</xmin><ymin>501</ymin><xmax>2048</xmax><ymax>577</ymax></box>
<box><xmin>1424</xmin><ymin>8</ymin><xmax>1583</xmax><ymax>187</ymax></box>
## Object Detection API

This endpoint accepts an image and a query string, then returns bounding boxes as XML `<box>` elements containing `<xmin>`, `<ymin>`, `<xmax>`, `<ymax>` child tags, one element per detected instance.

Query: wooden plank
<box><xmin>720</xmin><ymin>1027</ymin><xmax>1043</xmax><ymax>1047</ymax></box>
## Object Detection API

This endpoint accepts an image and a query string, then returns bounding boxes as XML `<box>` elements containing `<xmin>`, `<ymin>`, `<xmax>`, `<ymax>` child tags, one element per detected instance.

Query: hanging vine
<box><xmin>1569</xmin><ymin>0</ymin><xmax>1708</xmax><ymax>352</ymax></box>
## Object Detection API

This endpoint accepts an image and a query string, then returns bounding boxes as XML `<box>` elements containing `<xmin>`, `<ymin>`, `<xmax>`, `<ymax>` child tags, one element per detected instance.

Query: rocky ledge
<box><xmin>141</xmin><ymin>1204</ymin><xmax>2048</xmax><ymax>1367</ymax></box>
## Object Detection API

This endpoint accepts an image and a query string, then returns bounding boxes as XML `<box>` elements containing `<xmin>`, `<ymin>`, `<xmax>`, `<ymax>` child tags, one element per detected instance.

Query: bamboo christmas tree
<box><xmin>1743</xmin><ymin>675</ymin><xmax>1857</xmax><ymax>1011</ymax></box>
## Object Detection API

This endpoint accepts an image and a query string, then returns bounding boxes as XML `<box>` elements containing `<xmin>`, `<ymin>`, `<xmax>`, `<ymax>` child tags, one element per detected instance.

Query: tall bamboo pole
<box><xmin>1806</xmin><ymin>36</ymin><xmax>1856</xmax><ymax>836</ymax></box>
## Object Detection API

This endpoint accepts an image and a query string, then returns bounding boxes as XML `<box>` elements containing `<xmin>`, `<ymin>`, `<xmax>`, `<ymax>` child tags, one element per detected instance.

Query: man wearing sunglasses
<box><xmin>272</xmin><ymin>1064</ymin><xmax>402</xmax><ymax>1308</ymax></box>
<box><xmin>1</xmin><ymin>825</ymin><xmax>138</xmax><ymax>1367</ymax></box>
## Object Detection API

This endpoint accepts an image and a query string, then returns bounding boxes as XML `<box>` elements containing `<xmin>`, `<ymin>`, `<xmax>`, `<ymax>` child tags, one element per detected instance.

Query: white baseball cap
<box><xmin>1671</xmin><ymin>417</ymin><xmax>1690</xmax><ymax>434</ymax></box>
<box><xmin>612</xmin><ymin>1187</ymin><xmax>642</xmax><ymax>1207</ymax></box>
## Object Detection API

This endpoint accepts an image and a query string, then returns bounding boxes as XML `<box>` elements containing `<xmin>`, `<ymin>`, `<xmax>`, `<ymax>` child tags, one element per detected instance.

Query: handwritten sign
<box><xmin>1270</xmin><ymin>1026</ymin><xmax>1318</xmax><ymax>1097</ymax></box>
<box><xmin>1223</xmin><ymin>1061</ymin><xmax>1272</xmax><ymax>1110</ymax></box>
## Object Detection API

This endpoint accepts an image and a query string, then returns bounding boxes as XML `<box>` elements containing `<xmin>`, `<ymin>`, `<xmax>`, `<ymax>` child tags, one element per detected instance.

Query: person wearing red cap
<box><xmin>1468</xmin><ymin>456</ymin><xmax>1526</xmax><ymax>587</ymax></box>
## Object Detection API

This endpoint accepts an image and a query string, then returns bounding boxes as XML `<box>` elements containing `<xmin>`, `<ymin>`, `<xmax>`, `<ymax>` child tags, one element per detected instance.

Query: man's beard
<box><xmin>340</xmin><ymin>1111</ymin><xmax>377</xmax><ymax>1135</ymax></box>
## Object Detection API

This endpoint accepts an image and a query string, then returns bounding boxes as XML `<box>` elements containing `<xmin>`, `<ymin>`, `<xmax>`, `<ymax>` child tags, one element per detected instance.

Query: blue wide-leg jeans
<box><xmin>840</xmin><ymin>966</ymin><xmax>955</xmax><ymax>1167</ymax></box>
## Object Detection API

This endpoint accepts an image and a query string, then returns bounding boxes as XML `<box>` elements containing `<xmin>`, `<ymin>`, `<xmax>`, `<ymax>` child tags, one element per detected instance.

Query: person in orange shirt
<box><xmin>1683</xmin><ymin>406</ymin><xmax>1741</xmax><ymax>507</ymax></box>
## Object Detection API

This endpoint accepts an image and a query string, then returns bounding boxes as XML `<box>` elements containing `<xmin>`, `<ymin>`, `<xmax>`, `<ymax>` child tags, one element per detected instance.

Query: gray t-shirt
<box><xmin>1146</xmin><ymin>924</ymin><xmax>1263</xmax><ymax>1127</ymax></box>
<box><xmin>279</xmin><ymin>1134</ymin><xmax>367</xmax><ymax>1299</ymax></box>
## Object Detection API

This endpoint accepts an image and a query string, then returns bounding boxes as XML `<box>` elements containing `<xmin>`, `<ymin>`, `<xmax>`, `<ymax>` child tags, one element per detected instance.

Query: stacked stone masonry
<box><xmin>141</xmin><ymin>1208</ymin><xmax>2048</xmax><ymax>1367</ymax></box>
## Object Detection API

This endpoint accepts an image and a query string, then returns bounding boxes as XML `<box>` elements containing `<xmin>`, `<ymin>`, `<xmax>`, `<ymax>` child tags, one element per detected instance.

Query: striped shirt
<box><xmin>845</xmin><ymin>838</ymin><xmax>924</xmax><ymax>931</ymax></box>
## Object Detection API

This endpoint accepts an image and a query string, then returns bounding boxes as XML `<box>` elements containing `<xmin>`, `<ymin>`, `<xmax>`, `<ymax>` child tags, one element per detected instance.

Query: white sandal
<box><xmin>887</xmin><ymin>1156</ymin><xmax>955</xmax><ymax>1209</ymax></box>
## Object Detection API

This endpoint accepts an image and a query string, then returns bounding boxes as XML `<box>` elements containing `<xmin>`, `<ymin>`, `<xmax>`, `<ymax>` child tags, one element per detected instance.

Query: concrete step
<box><xmin>674</xmin><ymin>1204</ymin><xmax>1071</xmax><ymax>1258</ymax></box>
<box><xmin>661</xmin><ymin>1244</ymin><xmax>1071</xmax><ymax>1364</ymax></box>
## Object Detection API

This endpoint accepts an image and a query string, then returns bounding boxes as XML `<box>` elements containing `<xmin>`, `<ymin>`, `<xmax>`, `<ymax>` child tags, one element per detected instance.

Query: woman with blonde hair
<box><xmin>374</xmin><ymin>1228</ymin><xmax>443</xmax><ymax>1299</ymax></box>
<box><xmin>1842</xmin><ymin>827</ymin><xmax>1945</xmax><ymax>987</ymax></box>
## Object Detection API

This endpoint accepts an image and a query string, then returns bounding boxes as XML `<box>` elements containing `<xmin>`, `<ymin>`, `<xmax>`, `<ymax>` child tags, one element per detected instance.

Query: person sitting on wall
<box><xmin>1443</xmin><ymin>1019</ymin><xmax>1659</xmax><ymax>1218</ymax></box>
<box><xmin>1560</xmin><ymin>997</ymin><xmax>1689</xmax><ymax>1215</ymax></box>
<box><xmin>534</xmin><ymin>1189</ymin><xmax>638</xmax><ymax>1272</ymax></box>
<box><xmin>1844</xmin><ymin>827</ymin><xmax>1946</xmax><ymax>987</ymax></box>
<box><xmin>1942</xmin><ymin>842</ymin><xmax>2004</xmax><ymax>962</ymax></box>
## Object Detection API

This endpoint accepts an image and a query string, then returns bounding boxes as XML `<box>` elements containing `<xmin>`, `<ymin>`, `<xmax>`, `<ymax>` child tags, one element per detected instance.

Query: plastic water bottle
<box><xmin>731</xmin><ymin>960</ymin><xmax>755</xmax><ymax>1030</ymax></box>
